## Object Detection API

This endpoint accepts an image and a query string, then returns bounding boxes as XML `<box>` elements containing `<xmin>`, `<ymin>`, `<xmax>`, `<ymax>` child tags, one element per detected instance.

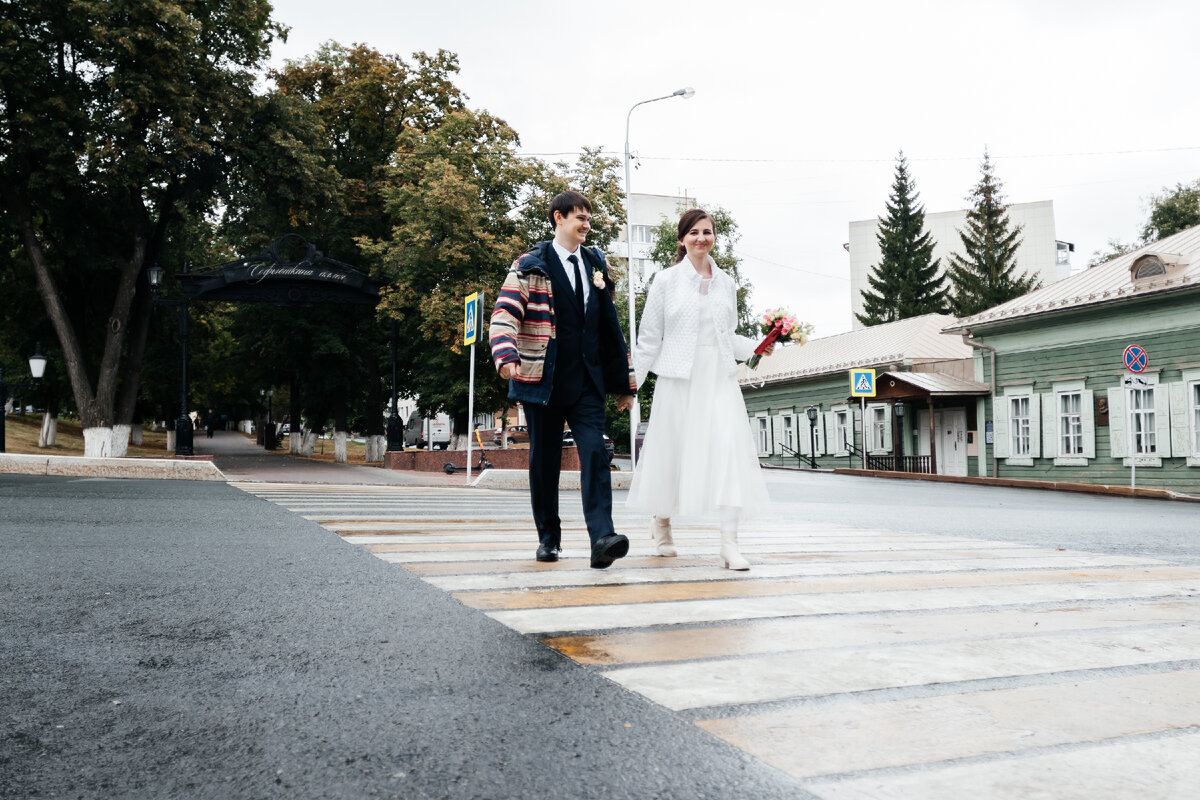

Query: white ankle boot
<box><xmin>649</xmin><ymin>517</ymin><xmax>677</xmax><ymax>557</ymax></box>
<box><xmin>719</xmin><ymin>529</ymin><xmax>750</xmax><ymax>570</ymax></box>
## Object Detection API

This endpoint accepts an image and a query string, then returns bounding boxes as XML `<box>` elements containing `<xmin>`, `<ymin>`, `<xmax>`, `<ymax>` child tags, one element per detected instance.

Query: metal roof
<box><xmin>738</xmin><ymin>313</ymin><xmax>973</xmax><ymax>386</ymax></box>
<box><xmin>881</xmin><ymin>371</ymin><xmax>990</xmax><ymax>396</ymax></box>
<box><xmin>945</xmin><ymin>223</ymin><xmax>1200</xmax><ymax>332</ymax></box>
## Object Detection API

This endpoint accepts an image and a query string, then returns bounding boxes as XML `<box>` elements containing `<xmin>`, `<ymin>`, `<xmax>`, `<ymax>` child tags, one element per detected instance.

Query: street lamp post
<box><xmin>147</xmin><ymin>263</ymin><xmax>193</xmax><ymax>457</ymax></box>
<box><xmin>0</xmin><ymin>344</ymin><xmax>48</xmax><ymax>454</ymax></box>
<box><xmin>806</xmin><ymin>405</ymin><xmax>819</xmax><ymax>469</ymax></box>
<box><xmin>894</xmin><ymin>401</ymin><xmax>906</xmax><ymax>471</ymax></box>
<box><xmin>624</xmin><ymin>86</ymin><xmax>694</xmax><ymax>468</ymax></box>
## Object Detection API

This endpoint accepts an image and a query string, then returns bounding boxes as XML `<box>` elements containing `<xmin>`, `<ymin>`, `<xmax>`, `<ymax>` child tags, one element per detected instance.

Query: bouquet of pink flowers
<box><xmin>746</xmin><ymin>308</ymin><xmax>813</xmax><ymax>369</ymax></box>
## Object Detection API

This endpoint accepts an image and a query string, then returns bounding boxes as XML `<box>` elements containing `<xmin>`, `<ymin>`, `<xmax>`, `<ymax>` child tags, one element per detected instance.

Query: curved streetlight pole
<box><xmin>624</xmin><ymin>86</ymin><xmax>694</xmax><ymax>468</ymax></box>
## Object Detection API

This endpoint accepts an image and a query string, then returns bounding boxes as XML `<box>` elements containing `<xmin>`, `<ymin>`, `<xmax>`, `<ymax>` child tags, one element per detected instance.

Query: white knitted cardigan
<box><xmin>633</xmin><ymin>257</ymin><xmax>758</xmax><ymax>388</ymax></box>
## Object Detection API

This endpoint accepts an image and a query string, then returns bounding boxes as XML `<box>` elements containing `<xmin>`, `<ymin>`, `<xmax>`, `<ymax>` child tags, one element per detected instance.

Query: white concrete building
<box><xmin>610</xmin><ymin>193</ymin><xmax>697</xmax><ymax>286</ymax></box>
<box><xmin>847</xmin><ymin>200</ymin><xmax>1074</xmax><ymax>330</ymax></box>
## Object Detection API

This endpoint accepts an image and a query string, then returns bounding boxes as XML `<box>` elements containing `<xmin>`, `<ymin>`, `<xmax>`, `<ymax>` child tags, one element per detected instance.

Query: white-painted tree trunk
<box><xmin>300</xmin><ymin>430</ymin><xmax>317</xmax><ymax>457</ymax></box>
<box><xmin>83</xmin><ymin>427</ymin><xmax>113</xmax><ymax>457</ymax></box>
<box><xmin>334</xmin><ymin>431</ymin><xmax>348</xmax><ymax>463</ymax></box>
<box><xmin>290</xmin><ymin>431</ymin><xmax>302</xmax><ymax>455</ymax></box>
<box><xmin>131</xmin><ymin>424</ymin><xmax>143</xmax><ymax>446</ymax></box>
<box><xmin>166</xmin><ymin>430</ymin><xmax>176</xmax><ymax>451</ymax></box>
<box><xmin>110</xmin><ymin>424</ymin><xmax>130</xmax><ymax>458</ymax></box>
<box><xmin>38</xmin><ymin>413</ymin><xmax>57</xmax><ymax>447</ymax></box>
<box><xmin>364</xmin><ymin>435</ymin><xmax>385</xmax><ymax>462</ymax></box>
<box><xmin>450</xmin><ymin>433</ymin><xmax>469</xmax><ymax>451</ymax></box>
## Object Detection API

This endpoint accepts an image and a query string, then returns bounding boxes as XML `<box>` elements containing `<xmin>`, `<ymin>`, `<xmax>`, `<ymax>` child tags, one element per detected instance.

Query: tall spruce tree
<box><xmin>857</xmin><ymin>152</ymin><xmax>947</xmax><ymax>326</ymax></box>
<box><xmin>947</xmin><ymin>152</ymin><xmax>1040</xmax><ymax>316</ymax></box>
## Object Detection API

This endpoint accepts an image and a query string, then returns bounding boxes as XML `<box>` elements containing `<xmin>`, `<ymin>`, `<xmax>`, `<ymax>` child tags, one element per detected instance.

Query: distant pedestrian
<box><xmin>205</xmin><ymin>409</ymin><xmax>216</xmax><ymax>439</ymax></box>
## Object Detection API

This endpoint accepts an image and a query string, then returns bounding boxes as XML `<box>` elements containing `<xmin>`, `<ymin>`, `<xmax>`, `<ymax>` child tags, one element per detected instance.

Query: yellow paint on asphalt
<box><xmin>454</xmin><ymin>566</ymin><xmax>1200</xmax><ymax>610</ymax></box>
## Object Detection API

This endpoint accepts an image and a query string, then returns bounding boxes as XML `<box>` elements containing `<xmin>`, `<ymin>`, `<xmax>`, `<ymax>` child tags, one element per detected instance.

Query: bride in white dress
<box><xmin>626</xmin><ymin>209</ymin><xmax>773</xmax><ymax>570</ymax></box>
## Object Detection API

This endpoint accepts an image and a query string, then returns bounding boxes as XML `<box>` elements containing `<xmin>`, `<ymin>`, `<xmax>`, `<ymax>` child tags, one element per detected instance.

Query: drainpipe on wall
<box><xmin>962</xmin><ymin>331</ymin><xmax>997</xmax><ymax>478</ymax></box>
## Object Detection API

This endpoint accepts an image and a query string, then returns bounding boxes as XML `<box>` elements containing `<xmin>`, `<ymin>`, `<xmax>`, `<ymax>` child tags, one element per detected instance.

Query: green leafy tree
<box><xmin>1141</xmin><ymin>179</ymin><xmax>1200</xmax><ymax>243</ymax></box>
<box><xmin>0</xmin><ymin>0</ymin><xmax>281</xmax><ymax>453</ymax></box>
<box><xmin>222</xmin><ymin>43</ymin><xmax>468</xmax><ymax>443</ymax></box>
<box><xmin>1087</xmin><ymin>238</ymin><xmax>1139</xmax><ymax>268</ymax></box>
<box><xmin>360</xmin><ymin>108</ymin><xmax>541</xmax><ymax>438</ymax></box>
<box><xmin>857</xmin><ymin>152</ymin><xmax>947</xmax><ymax>326</ymax></box>
<box><xmin>947</xmin><ymin>152</ymin><xmax>1040</xmax><ymax>317</ymax></box>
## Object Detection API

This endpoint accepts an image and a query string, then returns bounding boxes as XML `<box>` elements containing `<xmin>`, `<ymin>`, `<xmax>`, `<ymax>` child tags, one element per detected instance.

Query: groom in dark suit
<box><xmin>489</xmin><ymin>191</ymin><xmax>636</xmax><ymax>568</ymax></box>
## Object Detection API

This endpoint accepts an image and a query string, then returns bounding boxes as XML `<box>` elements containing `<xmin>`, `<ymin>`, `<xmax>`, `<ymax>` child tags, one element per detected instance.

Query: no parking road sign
<box><xmin>1123</xmin><ymin>344</ymin><xmax>1148</xmax><ymax>373</ymax></box>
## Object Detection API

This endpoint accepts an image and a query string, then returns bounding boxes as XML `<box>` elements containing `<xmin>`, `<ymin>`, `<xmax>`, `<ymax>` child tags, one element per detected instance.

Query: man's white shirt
<box><xmin>552</xmin><ymin>240</ymin><xmax>591</xmax><ymax>307</ymax></box>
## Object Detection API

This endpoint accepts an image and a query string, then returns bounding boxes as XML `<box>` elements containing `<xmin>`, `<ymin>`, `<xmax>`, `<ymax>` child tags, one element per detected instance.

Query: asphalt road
<box><xmin>0</xmin><ymin>474</ymin><xmax>802</xmax><ymax>800</ymax></box>
<box><xmin>755</xmin><ymin>470</ymin><xmax>1200</xmax><ymax>563</ymax></box>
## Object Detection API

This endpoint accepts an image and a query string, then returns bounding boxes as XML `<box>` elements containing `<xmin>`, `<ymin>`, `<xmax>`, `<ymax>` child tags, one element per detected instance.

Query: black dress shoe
<box><xmin>536</xmin><ymin>544</ymin><xmax>560</xmax><ymax>562</ymax></box>
<box><xmin>590</xmin><ymin>534</ymin><xmax>629</xmax><ymax>569</ymax></box>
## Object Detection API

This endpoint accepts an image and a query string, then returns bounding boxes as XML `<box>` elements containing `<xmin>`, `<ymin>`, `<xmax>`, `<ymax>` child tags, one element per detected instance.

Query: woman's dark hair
<box><xmin>549</xmin><ymin>191</ymin><xmax>592</xmax><ymax>229</ymax></box>
<box><xmin>675</xmin><ymin>208</ymin><xmax>714</xmax><ymax>263</ymax></box>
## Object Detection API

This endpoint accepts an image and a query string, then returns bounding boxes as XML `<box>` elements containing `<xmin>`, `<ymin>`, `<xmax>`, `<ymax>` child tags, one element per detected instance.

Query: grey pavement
<box><xmin>0</xmin><ymin>473</ymin><xmax>800</xmax><ymax>800</ymax></box>
<box><xmin>195</xmin><ymin>430</ymin><xmax>467</xmax><ymax>487</ymax></box>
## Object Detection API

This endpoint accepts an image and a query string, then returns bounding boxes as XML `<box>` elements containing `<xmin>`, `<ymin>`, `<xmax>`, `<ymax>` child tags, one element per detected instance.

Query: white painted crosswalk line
<box><xmin>231</xmin><ymin>481</ymin><xmax>1200</xmax><ymax>797</ymax></box>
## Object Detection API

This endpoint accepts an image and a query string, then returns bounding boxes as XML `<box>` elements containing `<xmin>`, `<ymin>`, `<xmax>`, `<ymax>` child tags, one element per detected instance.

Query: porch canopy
<box><xmin>871</xmin><ymin>371</ymin><xmax>991</xmax><ymax>402</ymax></box>
<box><xmin>858</xmin><ymin>372</ymin><xmax>990</xmax><ymax>475</ymax></box>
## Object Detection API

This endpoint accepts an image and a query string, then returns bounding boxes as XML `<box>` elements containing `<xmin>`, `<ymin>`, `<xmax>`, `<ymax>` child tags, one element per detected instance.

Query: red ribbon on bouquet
<box><xmin>746</xmin><ymin>325</ymin><xmax>783</xmax><ymax>369</ymax></box>
<box><xmin>754</xmin><ymin>325</ymin><xmax>784</xmax><ymax>356</ymax></box>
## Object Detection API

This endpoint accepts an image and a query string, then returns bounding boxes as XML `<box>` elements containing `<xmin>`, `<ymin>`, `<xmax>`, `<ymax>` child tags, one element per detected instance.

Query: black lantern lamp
<box><xmin>147</xmin><ymin>263</ymin><xmax>193</xmax><ymax>457</ymax></box>
<box><xmin>805</xmin><ymin>405</ymin><xmax>819</xmax><ymax>468</ymax></box>
<box><xmin>0</xmin><ymin>343</ymin><xmax>49</xmax><ymax>454</ymax></box>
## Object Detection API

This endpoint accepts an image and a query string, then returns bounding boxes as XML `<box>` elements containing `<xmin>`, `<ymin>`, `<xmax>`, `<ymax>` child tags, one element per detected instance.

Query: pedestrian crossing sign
<box><xmin>850</xmin><ymin>369</ymin><xmax>876</xmax><ymax>397</ymax></box>
<box><xmin>464</xmin><ymin>292</ymin><xmax>481</xmax><ymax>346</ymax></box>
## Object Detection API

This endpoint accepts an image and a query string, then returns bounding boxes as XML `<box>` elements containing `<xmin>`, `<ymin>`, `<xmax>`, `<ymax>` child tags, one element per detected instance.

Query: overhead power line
<box><xmin>518</xmin><ymin>144</ymin><xmax>1200</xmax><ymax>164</ymax></box>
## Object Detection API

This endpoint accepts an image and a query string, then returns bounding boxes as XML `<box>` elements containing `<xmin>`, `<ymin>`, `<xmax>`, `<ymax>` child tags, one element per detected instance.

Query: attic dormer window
<box><xmin>1131</xmin><ymin>255</ymin><xmax>1167</xmax><ymax>280</ymax></box>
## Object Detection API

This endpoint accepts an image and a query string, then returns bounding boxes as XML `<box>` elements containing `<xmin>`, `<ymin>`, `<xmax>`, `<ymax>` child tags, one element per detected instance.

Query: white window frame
<box><xmin>995</xmin><ymin>385</ymin><xmax>1039</xmax><ymax>466</ymax></box>
<box><xmin>1044</xmin><ymin>380</ymin><xmax>1094</xmax><ymax>466</ymax></box>
<box><xmin>828</xmin><ymin>405</ymin><xmax>851</xmax><ymax>457</ymax></box>
<box><xmin>1171</xmin><ymin>368</ymin><xmax>1200</xmax><ymax>467</ymax></box>
<box><xmin>631</xmin><ymin>224</ymin><xmax>653</xmax><ymax>244</ymax></box>
<box><xmin>782</xmin><ymin>414</ymin><xmax>796</xmax><ymax>453</ymax></box>
<box><xmin>867</xmin><ymin>403</ymin><xmax>891</xmax><ymax>454</ymax></box>
<box><xmin>756</xmin><ymin>414</ymin><xmax>770</xmax><ymax>456</ymax></box>
<box><xmin>1108</xmin><ymin>373</ymin><xmax>1171</xmax><ymax>466</ymax></box>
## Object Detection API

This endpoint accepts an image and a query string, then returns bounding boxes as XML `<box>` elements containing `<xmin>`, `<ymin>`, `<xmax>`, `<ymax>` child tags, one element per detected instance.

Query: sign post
<box><xmin>849</xmin><ymin>369</ymin><xmax>876</xmax><ymax>469</ymax></box>
<box><xmin>1121</xmin><ymin>345</ymin><xmax>1147</xmax><ymax>491</ymax></box>
<box><xmin>464</xmin><ymin>292</ymin><xmax>483</xmax><ymax>483</ymax></box>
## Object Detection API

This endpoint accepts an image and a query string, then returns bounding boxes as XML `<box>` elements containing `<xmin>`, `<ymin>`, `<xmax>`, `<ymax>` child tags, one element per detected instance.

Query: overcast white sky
<box><xmin>266</xmin><ymin>0</ymin><xmax>1200</xmax><ymax>336</ymax></box>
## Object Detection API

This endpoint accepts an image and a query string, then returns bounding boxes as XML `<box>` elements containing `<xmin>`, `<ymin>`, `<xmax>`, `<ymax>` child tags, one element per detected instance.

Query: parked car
<box><xmin>492</xmin><ymin>425</ymin><xmax>530</xmax><ymax>446</ymax></box>
<box><xmin>562</xmin><ymin>428</ymin><xmax>615</xmax><ymax>463</ymax></box>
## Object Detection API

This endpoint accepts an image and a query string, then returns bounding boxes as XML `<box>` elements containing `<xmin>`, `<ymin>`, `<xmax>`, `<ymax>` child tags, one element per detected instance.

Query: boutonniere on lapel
<box><xmin>591</xmin><ymin>269</ymin><xmax>606</xmax><ymax>290</ymax></box>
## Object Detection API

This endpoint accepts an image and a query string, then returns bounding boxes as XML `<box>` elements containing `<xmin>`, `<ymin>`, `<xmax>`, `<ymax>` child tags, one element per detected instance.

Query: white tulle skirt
<box><xmin>627</xmin><ymin>338</ymin><xmax>770</xmax><ymax>521</ymax></box>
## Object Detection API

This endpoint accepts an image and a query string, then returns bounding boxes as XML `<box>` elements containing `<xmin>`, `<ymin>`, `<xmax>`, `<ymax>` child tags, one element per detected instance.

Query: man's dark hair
<box><xmin>549</xmin><ymin>191</ymin><xmax>592</xmax><ymax>229</ymax></box>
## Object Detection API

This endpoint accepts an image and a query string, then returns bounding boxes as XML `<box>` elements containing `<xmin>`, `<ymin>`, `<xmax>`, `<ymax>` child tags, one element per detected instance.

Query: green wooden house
<box><xmin>944</xmin><ymin>224</ymin><xmax>1200</xmax><ymax>494</ymax></box>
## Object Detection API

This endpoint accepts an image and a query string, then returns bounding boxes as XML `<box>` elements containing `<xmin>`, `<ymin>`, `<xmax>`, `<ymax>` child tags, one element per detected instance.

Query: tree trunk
<box><xmin>300</xmin><ymin>430</ymin><xmax>317</xmax><ymax>457</ymax></box>
<box><xmin>131</xmin><ymin>424</ymin><xmax>143</xmax><ymax>446</ymax></box>
<box><xmin>110</xmin><ymin>425</ymin><xmax>130</xmax><ymax>458</ymax></box>
<box><xmin>334</xmin><ymin>405</ymin><xmax>349</xmax><ymax>463</ymax></box>
<box><xmin>83</xmin><ymin>428</ymin><xmax>113</xmax><ymax>457</ymax></box>
<box><xmin>364</xmin><ymin>435</ymin><xmax>385</xmax><ymax>463</ymax></box>
<box><xmin>38</xmin><ymin>413</ymin><xmax>57</xmax><ymax>447</ymax></box>
<box><xmin>17</xmin><ymin>201</ymin><xmax>148</xmax><ymax>455</ymax></box>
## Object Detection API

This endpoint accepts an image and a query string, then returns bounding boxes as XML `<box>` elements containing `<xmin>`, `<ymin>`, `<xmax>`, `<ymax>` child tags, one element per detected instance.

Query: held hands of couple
<box><xmin>498</xmin><ymin>362</ymin><xmax>633</xmax><ymax>411</ymax></box>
